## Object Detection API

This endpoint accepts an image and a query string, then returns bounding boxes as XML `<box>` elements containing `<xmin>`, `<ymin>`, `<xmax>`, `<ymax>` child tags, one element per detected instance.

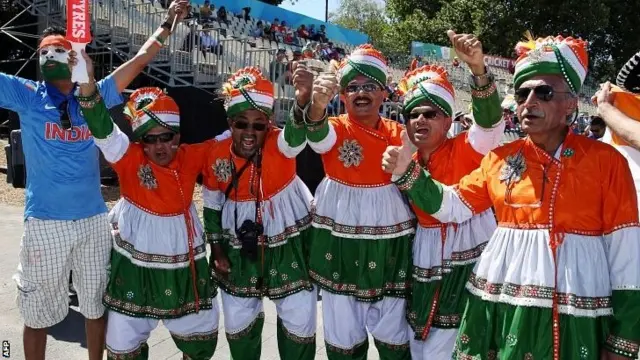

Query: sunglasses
<box><xmin>141</xmin><ymin>132</ymin><xmax>176</xmax><ymax>144</ymax></box>
<box><xmin>58</xmin><ymin>100</ymin><xmax>72</xmax><ymax>130</ymax></box>
<box><xmin>345</xmin><ymin>83</ymin><xmax>380</xmax><ymax>94</ymax></box>
<box><xmin>232</xmin><ymin>120</ymin><xmax>268</xmax><ymax>131</ymax></box>
<box><xmin>514</xmin><ymin>85</ymin><xmax>572</xmax><ymax>104</ymax></box>
<box><xmin>407</xmin><ymin>109</ymin><xmax>440</xmax><ymax>120</ymax></box>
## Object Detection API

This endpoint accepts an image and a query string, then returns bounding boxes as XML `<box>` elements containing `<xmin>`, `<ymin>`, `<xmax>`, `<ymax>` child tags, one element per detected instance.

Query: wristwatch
<box><xmin>468</xmin><ymin>67</ymin><xmax>494</xmax><ymax>86</ymax></box>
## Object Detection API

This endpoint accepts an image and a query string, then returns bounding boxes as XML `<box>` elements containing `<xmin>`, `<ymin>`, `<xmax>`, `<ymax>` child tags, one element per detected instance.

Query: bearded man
<box><xmin>7</xmin><ymin>2</ymin><xmax>189</xmax><ymax>359</ymax></box>
<box><xmin>383</xmin><ymin>34</ymin><xmax>640</xmax><ymax>359</ymax></box>
<box><xmin>396</xmin><ymin>31</ymin><xmax>504</xmax><ymax>359</ymax></box>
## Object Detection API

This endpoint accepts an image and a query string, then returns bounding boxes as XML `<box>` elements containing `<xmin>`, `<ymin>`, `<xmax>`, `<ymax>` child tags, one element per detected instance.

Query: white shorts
<box><xmin>13</xmin><ymin>214</ymin><xmax>112</xmax><ymax>328</ymax></box>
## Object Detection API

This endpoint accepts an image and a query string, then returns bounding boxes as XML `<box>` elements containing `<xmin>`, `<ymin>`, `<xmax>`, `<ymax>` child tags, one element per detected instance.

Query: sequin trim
<box><xmin>467</xmin><ymin>273</ymin><xmax>613</xmax><ymax>314</ymax></box>
<box><xmin>310</xmin><ymin>270</ymin><xmax>408</xmax><ymax>301</ymax></box>
<box><xmin>395</xmin><ymin>160</ymin><xmax>421</xmax><ymax>191</ymax></box>
<box><xmin>226</xmin><ymin>312</ymin><xmax>265</xmax><ymax>340</ymax></box>
<box><xmin>312</xmin><ymin>214</ymin><xmax>416</xmax><ymax>237</ymax></box>
<box><xmin>171</xmin><ymin>330</ymin><xmax>218</xmax><ymax>342</ymax></box>
<box><xmin>103</xmin><ymin>294</ymin><xmax>214</xmax><ymax>319</ymax></box>
<box><xmin>279</xmin><ymin>319</ymin><xmax>316</xmax><ymax>344</ymax></box>
<box><xmin>325</xmin><ymin>338</ymin><xmax>368</xmax><ymax>355</ymax></box>
<box><xmin>114</xmin><ymin>234</ymin><xmax>207</xmax><ymax>264</ymax></box>
<box><xmin>605</xmin><ymin>334</ymin><xmax>640</xmax><ymax>358</ymax></box>
<box><xmin>214</xmin><ymin>275</ymin><xmax>313</xmax><ymax>300</ymax></box>
<box><xmin>373</xmin><ymin>339</ymin><xmax>410</xmax><ymax>351</ymax></box>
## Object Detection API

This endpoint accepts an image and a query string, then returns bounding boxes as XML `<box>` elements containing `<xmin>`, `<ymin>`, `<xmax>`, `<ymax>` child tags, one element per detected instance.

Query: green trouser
<box><xmin>227</xmin><ymin>313</ymin><xmax>316</xmax><ymax>360</ymax></box>
<box><xmin>324</xmin><ymin>339</ymin><xmax>411</xmax><ymax>360</ymax></box>
<box><xmin>106</xmin><ymin>335</ymin><xmax>217</xmax><ymax>360</ymax></box>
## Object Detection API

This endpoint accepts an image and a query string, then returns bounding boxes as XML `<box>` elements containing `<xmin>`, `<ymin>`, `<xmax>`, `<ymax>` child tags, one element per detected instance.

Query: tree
<box><xmin>384</xmin><ymin>0</ymin><xmax>640</xmax><ymax>83</ymax></box>
<box><xmin>329</xmin><ymin>0</ymin><xmax>403</xmax><ymax>60</ymax></box>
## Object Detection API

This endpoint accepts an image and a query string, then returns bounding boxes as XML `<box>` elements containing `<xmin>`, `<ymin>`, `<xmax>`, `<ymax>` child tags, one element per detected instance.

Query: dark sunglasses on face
<box><xmin>514</xmin><ymin>85</ymin><xmax>572</xmax><ymax>104</ymax></box>
<box><xmin>58</xmin><ymin>100</ymin><xmax>72</xmax><ymax>130</ymax></box>
<box><xmin>141</xmin><ymin>132</ymin><xmax>176</xmax><ymax>144</ymax></box>
<box><xmin>345</xmin><ymin>83</ymin><xmax>380</xmax><ymax>94</ymax></box>
<box><xmin>232</xmin><ymin>120</ymin><xmax>268</xmax><ymax>131</ymax></box>
<box><xmin>407</xmin><ymin>109</ymin><xmax>439</xmax><ymax>120</ymax></box>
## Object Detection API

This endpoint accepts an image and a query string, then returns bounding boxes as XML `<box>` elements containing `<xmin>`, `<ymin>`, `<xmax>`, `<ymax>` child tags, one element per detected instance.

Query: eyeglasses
<box><xmin>514</xmin><ymin>85</ymin><xmax>572</xmax><ymax>104</ymax></box>
<box><xmin>345</xmin><ymin>83</ymin><xmax>380</xmax><ymax>94</ymax></box>
<box><xmin>58</xmin><ymin>100</ymin><xmax>72</xmax><ymax>130</ymax></box>
<box><xmin>232</xmin><ymin>121</ymin><xmax>268</xmax><ymax>131</ymax></box>
<box><xmin>141</xmin><ymin>132</ymin><xmax>176</xmax><ymax>144</ymax></box>
<box><xmin>407</xmin><ymin>109</ymin><xmax>440</xmax><ymax>120</ymax></box>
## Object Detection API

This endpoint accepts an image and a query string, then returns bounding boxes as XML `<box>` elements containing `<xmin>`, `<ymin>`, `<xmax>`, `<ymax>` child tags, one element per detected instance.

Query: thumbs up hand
<box><xmin>382</xmin><ymin>130</ymin><xmax>414</xmax><ymax>176</ymax></box>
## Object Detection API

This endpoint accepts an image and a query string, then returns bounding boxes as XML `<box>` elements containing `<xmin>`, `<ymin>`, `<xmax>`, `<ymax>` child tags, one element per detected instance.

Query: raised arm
<box><xmin>290</xmin><ymin>61</ymin><xmax>339</xmax><ymax>154</ymax></box>
<box><xmin>383</xmin><ymin>130</ymin><xmax>493</xmax><ymax>224</ymax></box>
<box><xmin>76</xmin><ymin>52</ymin><xmax>129</xmax><ymax>163</ymax></box>
<box><xmin>447</xmin><ymin>30</ymin><xmax>505</xmax><ymax>155</ymax></box>
<box><xmin>110</xmin><ymin>1</ymin><xmax>189</xmax><ymax>93</ymax></box>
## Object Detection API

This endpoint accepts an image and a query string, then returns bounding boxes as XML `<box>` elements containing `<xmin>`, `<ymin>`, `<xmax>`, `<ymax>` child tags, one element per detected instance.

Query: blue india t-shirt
<box><xmin>0</xmin><ymin>72</ymin><xmax>123</xmax><ymax>220</ymax></box>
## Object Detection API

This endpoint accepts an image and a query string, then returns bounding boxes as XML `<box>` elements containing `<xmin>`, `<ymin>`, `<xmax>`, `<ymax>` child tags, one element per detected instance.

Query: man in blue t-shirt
<box><xmin>3</xmin><ymin>2</ymin><xmax>189</xmax><ymax>359</ymax></box>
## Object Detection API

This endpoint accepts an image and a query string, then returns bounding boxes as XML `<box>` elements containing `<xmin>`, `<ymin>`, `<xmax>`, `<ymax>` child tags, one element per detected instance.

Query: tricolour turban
<box><xmin>337</xmin><ymin>44</ymin><xmax>388</xmax><ymax>88</ymax></box>
<box><xmin>513</xmin><ymin>35</ymin><xmax>588</xmax><ymax>93</ymax></box>
<box><xmin>221</xmin><ymin>67</ymin><xmax>274</xmax><ymax>118</ymax></box>
<box><xmin>124</xmin><ymin>87</ymin><xmax>180</xmax><ymax>139</ymax></box>
<box><xmin>616</xmin><ymin>50</ymin><xmax>640</xmax><ymax>94</ymax></box>
<box><xmin>397</xmin><ymin>65</ymin><xmax>455</xmax><ymax>117</ymax></box>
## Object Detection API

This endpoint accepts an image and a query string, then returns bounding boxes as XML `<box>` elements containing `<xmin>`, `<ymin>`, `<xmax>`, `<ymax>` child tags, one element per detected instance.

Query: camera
<box><xmin>237</xmin><ymin>219</ymin><xmax>264</xmax><ymax>261</ymax></box>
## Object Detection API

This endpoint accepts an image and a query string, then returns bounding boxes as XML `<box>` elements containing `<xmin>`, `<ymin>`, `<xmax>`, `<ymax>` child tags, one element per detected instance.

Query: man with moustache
<box><xmin>202</xmin><ymin>67</ymin><xmax>317</xmax><ymax>360</ymax></box>
<box><xmin>287</xmin><ymin>44</ymin><xmax>414</xmax><ymax>359</ymax></box>
<box><xmin>383</xmin><ymin>34</ymin><xmax>640</xmax><ymax>359</ymax></box>
<box><xmin>5</xmin><ymin>2</ymin><xmax>189</xmax><ymax>359</ymax></box>
<box><xmin>76</xmin><ymin>56</ymin><xmax>228</xmax><ymax>357</ymax></box>
<box><xmin>396</xmin><ymin>31</ymin><xmax>504</xmax><ymax>359</ymax></box>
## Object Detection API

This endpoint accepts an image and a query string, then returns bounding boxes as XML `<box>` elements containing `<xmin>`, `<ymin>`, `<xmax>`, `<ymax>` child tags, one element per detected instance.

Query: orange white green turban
<box><xmin>337</xmin><ymin>44</ymin><xmax>388</xmax><ymax>88</ymax></box>
<box><xmin>221</xmin><ymin>67</ymin><xmax>274</xmax><ymax>118</ymax></box>
<box><xmin>124</xmin><ymin>87</ymin><xmax>180</xmax><ymax>139</ymax></box>
<box><xmin>397</xmin><ymin>65</ymin><xmax>455</xmax><ymax>117</ymax></box>
<box><xmin>513</xmin><ymin>35</ymin><xmax>589</xmax><ymax>93</ymax></box>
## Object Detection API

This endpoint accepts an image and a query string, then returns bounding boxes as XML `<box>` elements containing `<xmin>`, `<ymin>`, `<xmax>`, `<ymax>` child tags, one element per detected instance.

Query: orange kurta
<box><xmin>202</xmin><ymin>128</ymin><xmax>296</xmax><ymax>199</ymax></box>
<box><xmin>322</xmin><ymin>115</ymin><xmax>404</xmax><ymax>186</ymax></box>
<box><xmin>112</xmin><ymin>140</ymin><xmax>217</xmax><ymax>215</ymax></box>
<box><xmin>413</xmin><ymin>132</ymin><xmax>484</xmax><ymax>228</ymax></box>
<box><xmin>457</xmin><ymin>133</ymin><xmax>638</xmax><ymax>234</ymax></box>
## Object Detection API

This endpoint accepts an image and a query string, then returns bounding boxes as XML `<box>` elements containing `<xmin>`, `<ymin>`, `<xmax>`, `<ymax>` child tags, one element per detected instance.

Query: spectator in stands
<box><xmin>308</xmin><ymin>24</ymin><xmax>316</xmax><ymax>38</ymax></box>
<box><xmin>4</xmin><ymin>2</ymin><xmax>189</xmax><ymax>359</ymax></box>
<box><xmin>199</xmin><ymin>26</ymin><xmax>223</xmax><ymax>58</ymax></box>
<box><xmin>452</xmin><ymin>56</ymin><xmax>460</xmax><ymax>67</ymax></box>
<box><xmin>241</xmin><ymin>6</ymin><xmax>251</xmax><ymax>21</ymax></box>
<box><xmin>251</xmin><ymin>20</ymin><xmax>264</xmax><ymax>38</ymax></box>
<box><xmin>263</xmin><ymin>21</ymin><xmax>273</xmax><ymax>40</ymax></box>
<box><xmin>200</xmin><ymin>0</ymin><xmax>215</xmax><ymax>23</ymax></box>
<box><xmin>312</xmin><ymin>24</ymin><xmax>327</xmax><ymax>42</ymax></box>
<box><xmin>270</xmin><ymin>48</ymin><xmax>288</xmax><ymax>85</ymax></box>
<box><xmin>217</xmin><ymin>6</ymin><xmax>229</xmax><ymax>25</ymax></box>
<box><xmin>297</xmin><ymin>24</ymin><xmax>310</xmax><ymax>39</ymax></box>
<box><xmin>586</xmin><ymin>115</ymin><xmax>605</xmax><ymax>139</ymax></box>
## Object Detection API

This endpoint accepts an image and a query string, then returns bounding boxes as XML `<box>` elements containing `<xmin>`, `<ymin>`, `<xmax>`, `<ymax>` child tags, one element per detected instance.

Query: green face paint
<box><xmin>40</xmin><ymin>60</ymin><xmax>71</xmax><ymax>81</ymax></box>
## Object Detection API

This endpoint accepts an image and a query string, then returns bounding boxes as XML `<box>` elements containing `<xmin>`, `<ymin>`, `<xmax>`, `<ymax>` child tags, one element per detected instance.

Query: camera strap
<box><xmin>225</xmin><ymin>150</ymin><xmax>262</xmax><ymax>234</ymax></box>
